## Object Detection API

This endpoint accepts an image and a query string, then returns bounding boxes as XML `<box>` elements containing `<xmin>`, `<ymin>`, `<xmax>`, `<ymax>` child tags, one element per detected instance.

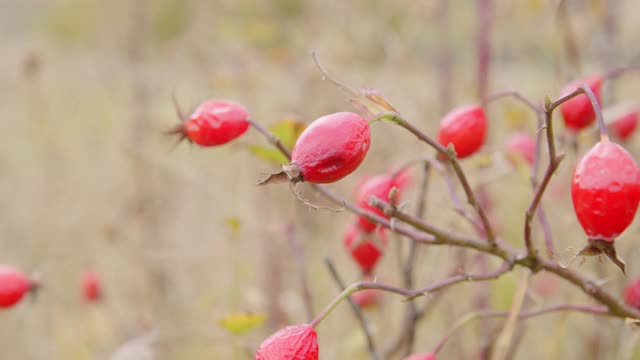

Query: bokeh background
<box><xmin>2</xmin><ymin>0</ymin><xmax>640</xmax><ymax>359</ymax></box>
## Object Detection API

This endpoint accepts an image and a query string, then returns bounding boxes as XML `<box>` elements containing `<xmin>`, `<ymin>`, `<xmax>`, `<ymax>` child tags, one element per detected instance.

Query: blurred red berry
<box><xmin>504</xmin><ymin>132</ymin><xmax>536</xmax><ymax>166</ymax></box>
<box><xmin>560</xmin><ymin>75</ymin><xmax>603</xmax><ymax>132</ymax></box>
<box><xmin>611</xmin><ymin>110</ymin><xmax>639</xmax><ymax>141</ymax></box>
<box><xmin>351</xmin><ymin>275</ymin><xmax>380</xmax><ymax>309</ymax></box>
<box><xmin>571</xmin><ymin>140</ymin><xmax>640</xmax><ymax>242</ymax></box>
<box><xmin>0</xmin><ymin>266</ymin><xmax>32</xmax><ymax>309</ymax></box>
<box><xmin>404</xmin><ymin>353</ymin><xmax>436</xmax><ymax>360</ymax></box>
<box><xmin>437</xmin><ymin>104</ymin><xmax>487</xmax><ymax>159</ymax></box>
<box><xmin>344</xmin><ymin>223</ymin><xmax>388</xmax><ymax>274</ymax></box>
<box><xmin>255</xmin><ymin>324</ymin><xmax>319</xmax><ymax>360</ymax></box>
<box><xmin>170</xmin><ymin>100</ymin><xmax>250</xmax><ymax>147</ymax></box>
<box><xmin>625</xmin><ymin>277</ymin><xmax>640</xmax><ymax>309</ymax></box>
<box><xmin>82</xmin><ymin>270</ymin><xmax>102</xmax><ymax>303</ymax></box>
<box><xmin>355</xmin><ymin>175</ymin><xmax>400</xmax><ymax>232</ymax></box>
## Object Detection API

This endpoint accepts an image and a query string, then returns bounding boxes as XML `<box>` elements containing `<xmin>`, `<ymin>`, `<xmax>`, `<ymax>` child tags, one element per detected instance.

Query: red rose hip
<box><xmin>560</xmin><ymin>75</ymin><xmax>603</xmax><ymax>132</ymax></box>
<box><xmin>259</xmin><ymin>112</ymin><xmax>370</xmax><ymax>185</ymax></box>
<box><xmin>437</xmin><ymin>104</ymin><xmax>487</xmax><ymax>159</ymax></box>
<box><xmin>572</xmin><ymin>140</ymin><xmax>640</xmax><ymax>272</ymax></box>
<box><xmin>355</xmin><ymin>174</ymin><xmax>401</xmax><ymax>232</ymax></box>
<box><xmin>82</xmin><ymin>270</ymin><xmax>102</xmax><ymax>303</ymax></box>
<box><xmin>404</xmin><ymin>353</ymin><xmax>436</xmax><ymax>360</ymax></box>
<box><xmin>255</xmin><ymin>324</ymin><xmax>319</xmax><ymax>360</ymax></box>
<box><xmin>504</xmin><ymin>132</ymin><xmax>536</xmax><ymax>166</ymax></box>
<box><xmin>169</xmin><ymin>100</ymin><xmax>250</xmax><ymax>147</ymax></box>
<box><xmin>344</xmin><ymin>223</ymin><xmax>387</xmax><ymax>274</ymax></box>
<box><xmin>624</xmin><ymin>277</ymin><xmax>640</xmax><ymax>309</ymax></box>
<box><xmin>0</xmin><ymin>266</ymin><xmax>33</xmax><ymax>308</ymax></box>
<box><xmin>611</xmin><ymin>110</ymin><xmax>639</xmax><ymax>141</ymax></box>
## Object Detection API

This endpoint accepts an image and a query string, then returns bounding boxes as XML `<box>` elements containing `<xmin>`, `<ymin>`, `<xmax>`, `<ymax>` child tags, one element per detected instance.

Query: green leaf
<box><xmin>218</xmin><ymin>312</ymin><xmax>267</xmax><ymax>336</ymax></box>
<box><xmin>249</xmin><ymin>117</ymin><xmax>306</xmax><ymax>165</ymax></box>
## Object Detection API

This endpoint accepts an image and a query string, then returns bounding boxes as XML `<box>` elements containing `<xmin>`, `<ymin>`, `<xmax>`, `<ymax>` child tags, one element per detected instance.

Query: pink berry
<box><xmin>625</xmin><ymin>277</ymin><xmax>640</xmax><ymax>309</ymax></box>
<box><xmin>355</xmin><ymin>174</ymin><xmax>401</xmax><ymax>233</ymax></box>
<box><xmin>504</xmin><ymin>132</ymin><xmax>536</xmax><ymax>166</ymax></box>
<box><xmin>437</xmin><ymin>104</ymin><xmax>487</xmax><ymax>159</ymax></box>
<box><xmin>0</xmin><ymin>266</ymin><xmax>32</xmax><ymax>309</ymax></box>
<box><xmin>170</xmin><ymin>100</ymin><xmax>250</xmax><ymax>147</ymax></box>
<box><xmin>255</xmin><ymin>324</ymin><xmax>319</xmax><ymax>360</ymax></box>
<box><xmin>560</xmin><ymin>75</ymin><xmax>603</xmax><ymax>132</ymax></box>
<box><xmin>351</xmin><ymin>276</ymin><xmax>380</xmax><ymax>309</ymax></box>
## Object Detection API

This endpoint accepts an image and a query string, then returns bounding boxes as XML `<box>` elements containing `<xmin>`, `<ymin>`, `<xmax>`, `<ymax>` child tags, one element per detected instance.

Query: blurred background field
<box><xmin>3</xmin><ymin>0</ymin><xmax>640</xmax><ymax>359</ymax></box>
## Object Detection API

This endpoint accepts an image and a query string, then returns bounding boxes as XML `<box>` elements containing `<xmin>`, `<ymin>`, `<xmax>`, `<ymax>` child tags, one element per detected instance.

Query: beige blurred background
<box><xmin>2</xmin><ymin>0</ymin><xmax>640</xmax><ymax>359</ymax></box>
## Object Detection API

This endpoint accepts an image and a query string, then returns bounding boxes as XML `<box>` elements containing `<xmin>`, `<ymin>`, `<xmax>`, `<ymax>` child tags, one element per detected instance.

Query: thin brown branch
<box><xmin>324</xmin><ymin>258</ymin><xmax>381</xmax><ymax>360</ymax></box>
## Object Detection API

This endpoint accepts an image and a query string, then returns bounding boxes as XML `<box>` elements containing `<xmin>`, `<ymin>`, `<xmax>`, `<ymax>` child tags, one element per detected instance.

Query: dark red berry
<box><xmin>611</xmin><ymin>110</ymin><xmax>639</xmax><ymax>141</ymax></box>
<box><xmin>504</xmin><ymin>132</ymin><xmax>536</xmax><ymax>166</ymax></box>
<box><xmin>255</xmin><ymin>324</ymin><xmax>319</xmax><ymax>360</ymax></box>
<box><xmin>572</xmin><ymin>140</ymin><xmax>640</xmax><ymax>242</ymax></box>
<box><xmin>0</xmin><ymin>266</ymin><xmax>32</xmax><ymax>309</ymax></box>
<box><xmin>82</xmin><ymin>270</ymin><xmax>102</xmax><ymax>303</ymax></box>
<box><xmin>437</xmin><ymin>104</ymin><xmax>487</xmax><ymax>159</ymax></box>
<box><xmin>560</xmin><ymin>75</ymin><xmax>603</xmax><ymax>132</ymax></box>
<box><xmin>355</xmin><ymin>174</ymin><xmax>401</xmax><ymax>233</ymax></box>
<box><xmin>404</xmin><ymin>353</ymin><xmax>436</xmax><ymax>360</ymax></box>
<box><xmin>624</xmin><ymin>277</ymin><xmax>640</xmax><ymax>309</ymax></box>
<box><xmin>343</xmin><ymin>223</ymin><xmax>388</xmax><ymax>274</ymax></box>
<box><xmin>170</xmin><ymin>100</ymin><xmax>250</xmax><ymax>147</ymax></box>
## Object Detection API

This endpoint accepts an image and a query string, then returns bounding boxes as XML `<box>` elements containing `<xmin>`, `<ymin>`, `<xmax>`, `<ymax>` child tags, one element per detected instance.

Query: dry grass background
<box><xmin>3</xmin><ymin>0</ymin><xmax>640</xmax><ymax>359</ymax></box>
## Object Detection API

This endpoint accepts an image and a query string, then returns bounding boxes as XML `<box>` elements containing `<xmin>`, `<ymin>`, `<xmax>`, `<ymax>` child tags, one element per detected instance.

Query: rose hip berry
<box><xmin>82</xmin><ymin>270</ymin><xmax>102</xmax><ymax>303</ymax></box>
<box><xmin>560</xmin><ymin>75</ymin><xmax>603</xmax><ymax>132</ymax></box>
<box><xmin>355</xmin><ymin>174</ymin><xmax>402</xmax><ymax>232</ymax></box>
<box><xmin>404</xmin><ymin>353</ymin><xmax>436</xmax><ymax>360</ymax></box>
<box><xmin>351</xmin><ymin>276</ymin><xmax>380</xmax><ymax>309</ymax></box>
<box><xmin>344</xmin><ymin>223</ymin><xmax>388</xmax><ymax>274</ymax></box>
<box><xmin>611</xmin><ymin>110</ymin><xmax>639</xmax><ymax>141</ymax></box>
<box><xmin>0</xmin><ymin>266</ymin><xmax>33</xmax><ymax>309</ymax></box>
<box><xmin>437</xmin><ymin>104</ymin><xmax>487</xmax><ymax>159</ymax></box>
<box><xmin>504</xmin><ymin>132</ymin><xmax>536</xmax><ymax>166</ymax></box>
<box><xmin>571</xmin><ymin>139</ymin><xmax>640</xmax><ymax>272</ymax></box>
<box><xmin>255</xmin><ymin>324</ymin><xmax>319</xmax><ymax>360</ymax></box>
<box><xmin>169</xmin><ymin>100</ymin><xmax>250</xmax><ymax>147</ymax></box>
<box><xmin>624</xmin><ymin>277</ymin><xmax>640</xmax><ymax>309</ymax></box>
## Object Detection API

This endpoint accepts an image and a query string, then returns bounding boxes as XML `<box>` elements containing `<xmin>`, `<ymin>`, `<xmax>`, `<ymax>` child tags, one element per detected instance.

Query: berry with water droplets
<box><xmin>437</xmin><ymin>104</ymin><xmax>487</xmax><ymax>159</ymax></box>
<box><xmin>0</xmin><ymin>266</ymin><xmax>33</xmax><ymax>309</ymax></box>
<box><xmin>82</xmin><ymin>270</ymin><xmax>102</xmax><ymax>303</ymax></box>
<box><xmin>504</xmin><ymin>132</ymin><xmax>536</xmax><ymax>166</ymax></box>
<box><xmin>560</xmin><ymin>75</ymin><xmax>603</xmax><ymax>132</ymax></box>
<box><xmin>169</xmin><ymin>100</ymin><xmax>250</xmax><ymax>147</ymax></box>
<box><xmin>571</xmin><ymin>140</ymin><xmax>640</xmax><ymax>273</ymax></box>
<box><xmin>611</xmin><ymin>110</ymin><xmax>639</xmax><ymax>141</ymax></box>
<box><xmin>255</xmin><ymin>324</ymin><xmax>318</xmax><ymax>360</ymax></box>
<box><xmin>344</xmin><ymin>223</ymin><xmax>388</xmax><ymax>274</ymax></box>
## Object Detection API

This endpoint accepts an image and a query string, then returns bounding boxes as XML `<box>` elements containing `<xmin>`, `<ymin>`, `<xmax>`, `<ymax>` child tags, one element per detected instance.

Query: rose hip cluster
<box><xmin>166</xmin><ymin>69</ymin><xmax>640</xmax><ymax>359</ymax></box>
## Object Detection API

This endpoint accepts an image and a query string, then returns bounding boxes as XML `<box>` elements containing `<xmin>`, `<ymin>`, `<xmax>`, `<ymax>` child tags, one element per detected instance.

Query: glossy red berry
<box><xmin>171</xmin><ymin>100</ymin><xmax>250</xmax><ymax>147</ymax></box>
<box><xmin>437</xmin><ymin>104</ymin><xmax>487</xmax><ymax>159</ymax></box>
<box><xmin>0</xmin><ymin>266</ymin><xmax>32</xmax><ymax>309</ymax></box>
<box><xmin>504</xmin><ymin>132</ymin><xmax>536</xmax><ymax>166</ymax></box>
<box><xmin>355</xmin><ymin>174</ymin><xmax>401</xmax><ymax>232</ymax></box>
<box><xmin>82</xmin><ymin>270</ymin><xmax>102</xmax><ymax>303</ymax></box>
<box><xmin>404</xmin><ymin>353</ymin><xmax>436</xmax><ymax>360</ymax></box>
<box><xmin>571</xmin><ymin>140</ymin><xmax>640</xmax><ymax>242</ymax></box>
<box><xmin>344</xmin><ymin>223</ymin><xmax>388</xmax><ymax>274</ymax></box>
<box><xmin>255</xmin><ymin>324</ymin><xmax>319</xmax><ymax>360</ymax></box>
<box><xmin>611</xmin><ymin>110</ymin><xmax>639</xmax><ymax>141</ymax></box>
<box><xmin>624</xmin><ymin>277</ymin><xmax>640</xmax><ymax>309</ymax></box>
<box><xmin>291</xmin><ymin>112</ymin><xmax>370</xmax><ymax>183</ymax></box>
<box><xmin>560</xmin><ymin>75</ymin><xmax>603</xmax><ymax>132</ymax></box>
